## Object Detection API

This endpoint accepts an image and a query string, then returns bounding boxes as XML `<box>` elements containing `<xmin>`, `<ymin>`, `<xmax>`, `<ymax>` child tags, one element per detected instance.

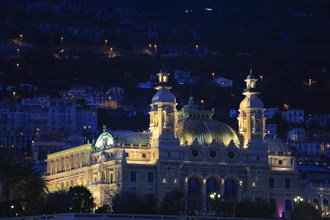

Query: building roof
<box><xmin>177</xmin><ymin>118</ymin><xmax>241</xmax><ymax>147</ymax></box>
<box><xmin>110</xmin><ymin>130</ymin><xmax>150</xmax><ymax>146</ymax></box>
<box><xmin>151</xmin><ymin>88</ymin><xmax>176</xmax><ymax>104</ymax></box>
<box><xmin>239</xmin><ymin>96</ymin><xmax>264</xmax><ymax>109</ymax></box>
<box><xmin>265</xmin><ymin>137</ymin><xmax>290</xmax><ymax>153</ymax></box>
<box><xmin>297</xmin><ymin>165</ymin><xmax>330</xmax><ymax>173</ymax></box>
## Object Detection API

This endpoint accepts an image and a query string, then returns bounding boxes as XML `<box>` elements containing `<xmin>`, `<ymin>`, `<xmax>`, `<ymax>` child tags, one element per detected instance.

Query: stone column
<box><xmin>184</xmin><ymin>177</ymin><xmax>188</xmax><ymax>210</ymax></box>
<box><xmin>320</xmin><ymin>194</ymin><xmax>324</xmax><ymax>215</ymax></box>
<box><xmin>202</xmin><ymin>179</ymin><xmax>207</xmax><ymax>211</ymax></box>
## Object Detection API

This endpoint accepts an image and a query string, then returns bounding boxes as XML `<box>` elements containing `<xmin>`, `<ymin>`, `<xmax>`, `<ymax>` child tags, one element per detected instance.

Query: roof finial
<box><xmin>160</xmin><ymin>63</ymin><xmax>167</xmax><ymax>73</ymax></box>
<box><xmin>247</xmin><ymin>64</ymin><xmax>256</xmax><ymax>80</ymax></box>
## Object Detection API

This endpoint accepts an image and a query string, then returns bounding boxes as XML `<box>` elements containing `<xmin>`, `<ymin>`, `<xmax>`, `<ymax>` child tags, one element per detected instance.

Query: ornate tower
<box><xmin>237</xmin><ymin>70</ymin><xmax>267</xmax><ymax>162</ymax></box>
<box><xmin>149</xmin><ymin>68</ymin><xmax>178</xmax><ymax>147</ymax></box>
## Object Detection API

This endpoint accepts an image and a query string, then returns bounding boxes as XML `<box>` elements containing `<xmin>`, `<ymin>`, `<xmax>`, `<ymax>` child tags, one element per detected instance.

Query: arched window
<box><xmin>224</xmin><ymin>178</ymin><xmax>238</xmax><ymax>207</ymax></box>
<box><xmin>206</xmin><ymin>178</ymin><xmax>220</xmax><ymax>210</ymax></box>
<box><xmin>187</xmin><ymin>177</ymin><xmax>202</xmax><ymax>211</ymax></box>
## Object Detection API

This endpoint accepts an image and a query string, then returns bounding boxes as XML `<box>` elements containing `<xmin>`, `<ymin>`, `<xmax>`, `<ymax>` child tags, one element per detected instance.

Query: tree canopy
<box><xmin>290</xmin><ymin>202</ymin><xmax>321</xmax><ymax>220</ymax></box>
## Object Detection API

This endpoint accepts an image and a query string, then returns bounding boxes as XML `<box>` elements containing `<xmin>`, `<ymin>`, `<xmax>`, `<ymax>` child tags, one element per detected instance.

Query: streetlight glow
<box><xmin>209</xmin><ymin>192</ymin><xmax>221</xmax><ymax>200</ymax></box>
<box><xmin>294</xmin><ymin>196</ymin><xmax>303</xmax><ymax>203</ymax></box>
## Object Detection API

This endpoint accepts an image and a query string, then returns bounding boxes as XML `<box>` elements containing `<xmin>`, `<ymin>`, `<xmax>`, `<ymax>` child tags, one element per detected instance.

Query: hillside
<box><xmin>0</xmin><ymin>0</ymin><xmax>329</xmax><ymax>115</ymax></box>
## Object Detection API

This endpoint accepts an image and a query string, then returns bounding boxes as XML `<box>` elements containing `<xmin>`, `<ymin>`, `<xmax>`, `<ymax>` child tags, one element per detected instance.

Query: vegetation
<box><xmin>160</xmin><ymin>189</ymin><xmax>185</xmax><ymax>215</ymax></box>
<box><xmin>112</xmin><ymin>192</ymin><xmax>158</xmax><ymax>214</ymax></box>
<box><xmin>0</xmin><ymin>148</ymin><xmax>47</xmax><ymax>217</ymax></box>
<box><xmin>44</xmin><ymin>186</ymin><xmax>95</xmax><ymax>214</ymax></box>
<box><xmin>0</xmin><ymin>0</ymin><xmax>329</xmax><ymax>117</ymax></box>
<box><xmin>235</xmin><ymin>199</ymin><xmax>276</xmax><ymax>219</ymax></box>
<box><xmin>290</xmin><ymin>202</ymin><xmax>321</xmax><ymax>220</ymax></box>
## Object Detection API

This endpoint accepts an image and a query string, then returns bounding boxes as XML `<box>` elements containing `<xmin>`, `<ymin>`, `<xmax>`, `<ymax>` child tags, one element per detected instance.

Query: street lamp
<box><xmin>154</xmin><ymin>44</ymin><xmax>157</xmax><ymax>53</ymax></box>
<box><xmin>209</xmin><ymin>192</ymin><xmax>221</xmax><ymax>200</ymax></box>
<box><xmin>294</xmin><ymin>196</ymin><xmax>303</xmax><ymax>203</ymax></box>
<box><xmin>19</xmin><ymin>34</ymin><xmax>23</xmax><ymax>46</ymax></box>
<box><xmin>212</xmin><ymin>72</ymin><xmax>215</xmax><ymax>80</ymax></box>
<box><xmin>60</xmin><ymin>36</ymin><xmax>64</xmax><ymax>45</ymax></box>
<box><xmin>201</xmin><ymin>99</ymin><xmax>204</xmax><ymax>110</ymax></box>
<box><xmin>104</xmin><ymin>39</ymin><xmax>108</xmax><ymax>47</ymax></box>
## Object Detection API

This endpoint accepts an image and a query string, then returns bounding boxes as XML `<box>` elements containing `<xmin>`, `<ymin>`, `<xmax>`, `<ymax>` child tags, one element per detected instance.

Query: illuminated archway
<box><xmin>206</xmin><ymin>178</ymin><xmax>220</xmax><ymax>210</ymax></box>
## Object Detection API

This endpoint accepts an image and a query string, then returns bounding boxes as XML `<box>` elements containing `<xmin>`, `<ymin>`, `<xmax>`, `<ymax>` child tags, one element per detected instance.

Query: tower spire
<box><xmin>237</xmin><ymin>68</ymin><xmax>266</xmax><ymax>148</ymax></box>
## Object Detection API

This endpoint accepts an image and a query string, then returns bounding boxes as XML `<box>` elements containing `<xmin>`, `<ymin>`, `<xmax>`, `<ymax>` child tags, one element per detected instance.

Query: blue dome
<box><xmin>151</xmin><ymin>89</ymin><xmax>176</xmax><ymax>104</ymax></box>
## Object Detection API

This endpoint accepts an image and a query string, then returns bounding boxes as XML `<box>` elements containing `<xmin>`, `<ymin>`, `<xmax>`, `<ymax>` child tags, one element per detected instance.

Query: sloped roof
<box><xmin>109</xmin><ymin>130</ymin><xmax>150</xmax><ymax>146</ymax></box>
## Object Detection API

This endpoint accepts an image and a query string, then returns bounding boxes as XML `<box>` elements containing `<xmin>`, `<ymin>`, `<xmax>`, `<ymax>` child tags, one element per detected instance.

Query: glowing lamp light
<box><xmin>294</xmin><ymin>196</ymin><xmax>303</xmax><ymax>203</ymax></box>
<box><xmin>209</xmin><ymin>192</ymin><xmax>221</xmax><ymax>200</ymax></box>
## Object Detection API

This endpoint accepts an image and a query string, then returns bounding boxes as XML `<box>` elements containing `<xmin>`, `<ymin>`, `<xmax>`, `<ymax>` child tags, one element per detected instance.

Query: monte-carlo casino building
<box><xmin>45</xmin><ymin>69</ymin><xmax>330</xmax><ymax>218</ymax></box>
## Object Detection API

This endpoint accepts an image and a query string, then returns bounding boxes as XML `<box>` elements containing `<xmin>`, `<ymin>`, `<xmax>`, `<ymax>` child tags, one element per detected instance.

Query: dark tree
<box><xmin>235</xmin><ymin>199</ymin><xmax>276</xmax><ymax>218</ymax></box>
<box><xmin>254</xmin><ymin>199</ymin><xmax>276</xmax><ymax>218</ymax></box>
<box><xmin>143</xmin><ymin>193</ymin><xmax>158</xmax><ymax>214</ymax></box>
<box><xmin>67</xmin><ymin>185</ymin><xmax>95</xmax><ymax>213</ymax></box>
<box><xmin>0</xmin><ymin>148</ymin><xmax>47</xmax><ymax>216</ymax></box>
<box><xmin>290</xmin><ymin>202</ymin><xmax>321</xmax><ymax>220</ymax></box>
<box><xmin>44</xmin><ymin>191</ymin><xmax>71</xmax><ymax>214</ymax></box>
<box><xmin>160</xmin><ymin>189</ymin><xmax>185</xmax><ymax>215</ymax></box>
<box><xmin>112</xmin><ymin>192</ymin><xmax>147</xmax><ymax>214</ymax></box>
<box><xmin>234</xmin><ymin>199</ymin><xmax>257</xmax><ymax>218</ymax></box>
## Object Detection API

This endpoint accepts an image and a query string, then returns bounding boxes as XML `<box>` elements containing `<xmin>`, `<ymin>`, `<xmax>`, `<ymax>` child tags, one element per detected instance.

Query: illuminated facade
<box><xmin>45</xmin><ymin>69</ymin><xmax>330</xmax><ymax>217</ymax></box>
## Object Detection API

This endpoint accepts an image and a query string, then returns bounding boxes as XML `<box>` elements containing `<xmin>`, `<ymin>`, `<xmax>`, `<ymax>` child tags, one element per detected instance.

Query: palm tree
<box><xmin>0</xmin><ymin>150</ymin><xmax>19</xmax><ymax>202</ymax></box>
<box><xmin>0</xmin><ymin>148</ymin><xmax>48</xmax><ymax>215</ymax></box>
<box><xmin>15</xmin><ymin>165</ymin><xmax>48</xmax><ymax>214</ymax></box>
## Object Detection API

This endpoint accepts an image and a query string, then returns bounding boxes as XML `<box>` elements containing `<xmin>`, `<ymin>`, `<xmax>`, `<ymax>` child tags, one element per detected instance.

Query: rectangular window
<box><xmin>279</xmin><ymin>160</ymin><xmax>283</xmax><ymax>165</ymax></box>
<box><xmin>269</xmin><ymin>177</ymin><xmax>275</xmax><ymax>188</ymax></box>
<box><xmin>147</xmin><ymin>172</ymin><xmax>154</xmax><ymax>183</ymax></box>
<box><xmin>110</xmin><ymin>173</ymin><xmax>113</xmax><ymax>183</ymax></box>
<box><xmin>285</xmin><ymin>199</ymin><xmax>292</xmax><ymax>211</ymax></box>
<box><xmin>285</xmin><ymin>178</ymin><xmax>291</xmax><ymax>189</ymax></box>
<box><xmin>142</xmin><ymin>153</ymin><xmax>146</xmax><ymax>158</ymax></box>
<box><xmin>130</xmin><ymin>171</ymin><xmax>137</xmax><ymax>182</ymax></box>
<box><xmin>168</xmin><ymin>152</ymin><xmax>171</xmax><ymax>157</ymax></box>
